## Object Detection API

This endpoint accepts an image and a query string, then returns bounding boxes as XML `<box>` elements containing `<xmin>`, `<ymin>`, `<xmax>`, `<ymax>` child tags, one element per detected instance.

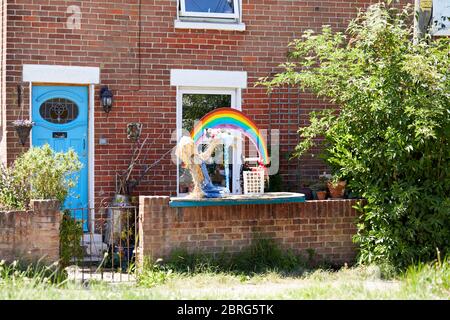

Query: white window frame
<box><xmin>176</xmin><ymin>87</ymin><xmax>243</xmax><ymax>196</ymax></box>
<box><xmin>179</xmin><ymin>0</ymin><xmax>240</xmax><ymax>20</ymax></box>
<box><xmin>175</xmin><ymin>0</ymin><xmax>245</xmax><ymax>32</ymax></box>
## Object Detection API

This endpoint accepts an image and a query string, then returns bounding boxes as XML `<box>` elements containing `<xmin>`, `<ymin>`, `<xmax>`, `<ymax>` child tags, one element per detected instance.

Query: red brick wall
<box><xmin>138</xmin><ymin>196</ymin><xmax>360</xmax><ymax>266</ymax></box>
<box><xmin>0</xmin><ymin>200</ymin><xmax>61</xmax><ymax>263</ymax></box>
<box><xmin>0</xmin><ymin>0</ymin><xmax>6</xmax><ymax>163</ymax></box>
<box><xmin>2</xmin><ymin>1</ymin><xmax>412</xmax><ymax>202</ymax></box>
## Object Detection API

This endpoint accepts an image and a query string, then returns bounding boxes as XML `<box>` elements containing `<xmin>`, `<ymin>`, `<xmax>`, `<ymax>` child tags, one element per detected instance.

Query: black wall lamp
<box><xmin>100</xmin><ymin>86</ymin><xmax>113</xmax><ymax>114</ymax></box>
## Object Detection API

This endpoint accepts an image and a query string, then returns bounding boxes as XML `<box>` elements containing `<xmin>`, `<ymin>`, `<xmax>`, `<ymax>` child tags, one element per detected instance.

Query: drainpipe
<box><xmin>414</xmin><ymin>0</ymin><xmax>433</xmax><ymax>44</ymax></box>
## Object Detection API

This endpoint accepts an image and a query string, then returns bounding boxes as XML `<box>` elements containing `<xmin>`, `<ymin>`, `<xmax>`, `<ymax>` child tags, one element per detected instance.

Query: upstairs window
<box><xmin>179</xmin><ymin>0</ymin><xmax>240</xmax><ymax>21</ymax></box>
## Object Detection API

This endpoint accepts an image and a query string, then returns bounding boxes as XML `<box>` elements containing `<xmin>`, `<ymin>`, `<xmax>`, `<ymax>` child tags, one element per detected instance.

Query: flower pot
<box><xmin>327</xmin><ymin>180</ymin><xmax>347</xmax><ymax>199</ymax></box>
<box><xmin>316</xmin><ymin>191</ymin><xmax>327</xmax><ymax>200</ymax></box>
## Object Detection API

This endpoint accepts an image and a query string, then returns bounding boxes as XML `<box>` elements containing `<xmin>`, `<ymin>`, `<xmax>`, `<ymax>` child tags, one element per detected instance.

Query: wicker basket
<box><xmin>243</xmin><ymin>170</ymin><xmax>265</xmax><ymax>195</ymax></box>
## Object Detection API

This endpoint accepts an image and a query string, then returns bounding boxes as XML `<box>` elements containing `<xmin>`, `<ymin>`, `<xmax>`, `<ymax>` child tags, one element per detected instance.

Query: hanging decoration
<box><xmin>127</xmin><ymin>122</ymin><xmax>143</xmax><ymax>142</ymax></box>
<box><xmin>12</xmin><ymin>83</ymin><xmax>34</xmax><ymax>147</ymax></box>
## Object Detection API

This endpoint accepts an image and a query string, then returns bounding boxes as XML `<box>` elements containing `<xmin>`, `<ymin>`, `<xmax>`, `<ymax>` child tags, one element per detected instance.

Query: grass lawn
<box><xmin>1</xmin><ymin>263</ymin><xmax>449</xmax><ymax>300</ymax></box>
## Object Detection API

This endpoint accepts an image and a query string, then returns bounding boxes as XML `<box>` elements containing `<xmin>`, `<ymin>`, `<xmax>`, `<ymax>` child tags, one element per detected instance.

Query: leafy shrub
<box><xmin>0</xmin><ymin>144</ymin><xmax>82</xmax><ymax>209</ymax></box>
<box><xmin>0</xmin><ymin>164</ymin><xmax>28</xmax><ymax>210</ymax></box>
<box><xmin>259</xmin><ymin>3</ymin><xmax>450</xmax><ymax>269</ymax></box>
<box><xmin>59</xmin><ymin>210</ymin><xmax>84</xmax><ymax>268</ymax></box>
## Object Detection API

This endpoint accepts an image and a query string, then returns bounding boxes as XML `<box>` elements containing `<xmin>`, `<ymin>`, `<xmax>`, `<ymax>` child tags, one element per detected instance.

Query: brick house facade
<box><xmin>0</xmin><ymin>0</ymin><xmax>412</xmax><ymax>208</ymax></box>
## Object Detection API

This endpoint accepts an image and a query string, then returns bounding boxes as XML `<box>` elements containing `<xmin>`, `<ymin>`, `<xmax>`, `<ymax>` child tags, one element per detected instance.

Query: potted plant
<box><xmin>310</xmin><ymin>179</ymin><xmax>327</xmax><ymax>200</ymax></box>
<box><xmin>327</xmin><ymin>176</ymin><xmax>347</xmax><ymax>199</ymax></box>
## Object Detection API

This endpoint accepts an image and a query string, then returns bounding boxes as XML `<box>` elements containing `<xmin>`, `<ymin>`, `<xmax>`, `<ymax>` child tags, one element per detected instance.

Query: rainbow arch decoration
<box><xmin>191</xmin><ymin>108</ymin><xmax>270</xmax><ymax>165</ymax></box>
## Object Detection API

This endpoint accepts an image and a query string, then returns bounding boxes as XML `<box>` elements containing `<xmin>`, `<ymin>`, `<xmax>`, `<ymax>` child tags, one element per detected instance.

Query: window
<box><xmin>431</xmin><ymin>0</ymin><xmax>450</xmax><ymax>35</ymax></box>
<box><xmin>175</xmin><ymin>0</ymin><xmax>245</xmax><ymax>31</ymax></box>
<box><xmin>172</xmin><ymin>69</ymin><xmax>247</xmax><ymax>196</ymax></box>
<box><xmin>180</xmin><ymin>0</ymin><xmax>239</xmax><ymax>20</ymax></box>
<box><xmin>39</xmin><ymin>98</ymin><xmax>79</xmax><ymax>124</ymax></box>
<box><xmin>176</xmin><ymin>88</ymin><xmax>243</xmax><ymax>196</ymax></box>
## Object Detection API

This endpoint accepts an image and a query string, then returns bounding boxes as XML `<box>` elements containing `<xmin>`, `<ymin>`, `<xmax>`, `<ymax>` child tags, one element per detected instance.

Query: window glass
<box><xmin>184</xmin><ymin>0</ymin><xmax>235</xmax><ymax>14</ymax></box>
<box><xmin>179</xmin><ymin>93</ymin><xmax>234</xmax><ymax>195</ymax></box>
<box><xmin>39</xmin><ymin>98</ymin><xmax>79</xmax><ymax>124</ymax></box>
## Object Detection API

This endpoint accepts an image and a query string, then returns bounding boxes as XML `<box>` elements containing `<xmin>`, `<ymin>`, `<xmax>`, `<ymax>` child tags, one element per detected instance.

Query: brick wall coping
<box><xmin>0</xmin><ymin>199</ymin><xmax>60</xmax><ymax>214</ymax></box>
<box><xmin>169</xmin><ymin>192</ymin><xmax>306</xmax><ymax>208</ymax></box>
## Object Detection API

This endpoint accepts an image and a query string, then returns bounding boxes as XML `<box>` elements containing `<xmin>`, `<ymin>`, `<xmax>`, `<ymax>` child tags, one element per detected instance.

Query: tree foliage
<box><xmin>259</xmin><ymin>3</ymin><xmax>450</xmax><ymax>269</ymax></box>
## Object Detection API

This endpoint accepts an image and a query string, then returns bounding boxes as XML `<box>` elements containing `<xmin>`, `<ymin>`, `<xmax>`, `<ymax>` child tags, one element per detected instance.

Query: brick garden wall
<box><xmin>1</xmin><ymin>0</ymin><xmax>412</xmax><ymax>203</ymax></box>
<box><xmin>138</xmin><ymin>196</ymin><xmax>360</xmax><ymax>266</ymax></box>
<box><xmin>0</xmin><ymin>200</ymin><xmax>61</xmax><ymax>263</ymax></box>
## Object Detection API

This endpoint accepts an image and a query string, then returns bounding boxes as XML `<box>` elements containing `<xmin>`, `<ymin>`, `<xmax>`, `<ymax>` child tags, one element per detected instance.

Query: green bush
<box><xmin>0</xmin><ymin>165</ymin><xmax>28</xmax><ymax>210</ymax></box>
<box><xmin>259</xmin><ymin>3</ymin><xmax>450</xmax><ymax>269</ymax></box>
<box><xmin>59</xmin><ymin>210</ymin><xmax>84</xmax><ymax>268</ymax></box>
<box><xmin>0</xmin><ymin>144</ymin><xmax>82</xmax><ymax>210</ymax></box>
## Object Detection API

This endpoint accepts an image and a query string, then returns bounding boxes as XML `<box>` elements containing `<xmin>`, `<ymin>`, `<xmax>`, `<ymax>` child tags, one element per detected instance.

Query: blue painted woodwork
<box><xmin>169</xmin><ymin>192</ymin><xmax>306</xmax><ymax>208</ymax></box>
<box><xmin>32</xmin><ymin>86</ymin><xmax>89</xmax><ymax>230</ymax></box>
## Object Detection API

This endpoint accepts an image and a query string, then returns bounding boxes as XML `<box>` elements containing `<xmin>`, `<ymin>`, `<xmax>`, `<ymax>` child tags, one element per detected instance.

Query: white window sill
<box><xmin>431</xmin><ymin>30</ymin><xmax>450</xmax><ymax>36</ymax></box>
<box><xmin>174</xmin><ymin>20</ymin><xmax>246</xmax><ymax>32</ymax></box>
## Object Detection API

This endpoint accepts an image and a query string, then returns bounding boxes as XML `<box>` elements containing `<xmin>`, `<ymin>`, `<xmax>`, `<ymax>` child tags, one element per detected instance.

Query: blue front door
<box><xmin>32</xmin><ymin>85</ymin><xmax>89</xmax><ymax>229</ymax></box>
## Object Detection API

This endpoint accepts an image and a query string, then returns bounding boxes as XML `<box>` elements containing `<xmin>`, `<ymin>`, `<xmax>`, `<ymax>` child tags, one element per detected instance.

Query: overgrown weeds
<box><xmin>166</xmin><ymin>239</ymin><xmax>309</xmax><ymax>275</ymax></box>
<box><xmin>402</xmin><ymin>252</ymin><xmax>450</xmax><ymax>298</ymax></box>
<box><xmin>137</xmin><ymin>239</ymin><xmax>325</xmax><ymax>287</ymax></box>
<box><xmin>0</xmin><ymin>259</ymin><xmax>67</xmax><ymax>286</ymax></box>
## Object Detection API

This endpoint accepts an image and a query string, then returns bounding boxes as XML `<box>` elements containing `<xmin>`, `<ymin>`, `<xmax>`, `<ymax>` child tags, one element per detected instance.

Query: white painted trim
<box><xmin>28</xmin><ymin>83</ymin><xmax>32</xmax><ymax>145</ymax></box>
<box><xmin>88</xmin><ymin>84</ymin><xmax>95</xmax><ymax>231</ymax></box>
<box><xmin>234</xmin><ymin>87</ymin><xmax>243</xmax><ymax>194</ymax></box>
<box><xmin>170</xmin><ymin>69</ymin><xmax>247</xmax><ymax>88</ymax></box>
<box><xmin>176</xmin><ymin>87</ymin><xmax>242</xmax><ymax>196</ymax></box>
<box><xmin>175</xmin><ymin>86</ymin><xmax>181</xmax><ymax>196</ymax></box>
<box><xmin>23</xmin><ymin>64</ymin><xmax>100</xmax><ymax>84</ymax></box>
<box><xmin>174</xmin><ymin>20</ymin><xmax>246</xmax><ymax>31</ymax></box>
<box><xmin>180</xmin><ymin>0</ymin><xmax>239</xmax><ymax>19</ymax></box>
